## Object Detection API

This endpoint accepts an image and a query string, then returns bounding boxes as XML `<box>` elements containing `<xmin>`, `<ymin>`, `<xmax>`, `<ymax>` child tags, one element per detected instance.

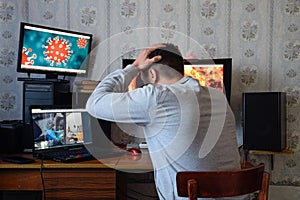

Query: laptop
<box><xmin>30</xmin><ymin>105</ymin><xmax>124</xmax><ymax>162</ymax></box>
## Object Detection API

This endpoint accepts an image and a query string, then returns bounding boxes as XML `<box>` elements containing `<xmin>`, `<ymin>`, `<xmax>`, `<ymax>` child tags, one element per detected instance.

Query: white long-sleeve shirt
<box><xmin>86</xmin><ymin>65</ymin><xmax>244</xmax><ymax>200</ymax></box>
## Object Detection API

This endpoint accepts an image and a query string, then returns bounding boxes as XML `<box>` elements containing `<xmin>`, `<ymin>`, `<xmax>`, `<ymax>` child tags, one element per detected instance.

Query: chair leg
<box><xmin>188</xmin><ymin>179</ymin><xmax>198</xmax><ymax>200</ymax></box>
<box><xmin>258</xmin><ymin>172</ymin><xmax>270</xmax><ymax>200</ymax></box>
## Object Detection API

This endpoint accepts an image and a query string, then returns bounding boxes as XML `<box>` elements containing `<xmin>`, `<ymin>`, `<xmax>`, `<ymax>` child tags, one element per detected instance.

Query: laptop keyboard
<box><xmin>37</xmin><ymin>147</ymin><xmax>125</xmax><ymax>162</ymax></box>
<box><xmin>38</xmin><ymin>148</ymin><xmax>92</xmax><ymax>162</ymax></box>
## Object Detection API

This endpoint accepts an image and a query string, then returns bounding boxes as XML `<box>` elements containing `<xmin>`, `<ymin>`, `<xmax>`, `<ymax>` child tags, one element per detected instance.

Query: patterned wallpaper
<box><xmin>0</xmin><ymin>0</ymin><xmax>299</xmax><ymax>195</ymax></box>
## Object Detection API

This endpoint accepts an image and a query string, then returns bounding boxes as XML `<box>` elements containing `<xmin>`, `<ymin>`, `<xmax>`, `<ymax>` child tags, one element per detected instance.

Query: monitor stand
<box><xmin>45</xmin><ymin>73</ymin><xmax>69</xmax><ymax>83</ymax></box>
<box><xmin>45</xmin><ymin>73</ymin><xmax>58</xmax><ymax>80</ymax></box>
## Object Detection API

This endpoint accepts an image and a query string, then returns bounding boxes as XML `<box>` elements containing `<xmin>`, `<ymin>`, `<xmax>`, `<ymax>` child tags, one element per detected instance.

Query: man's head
<box><xmin>139</xmin><ymin>43</ymin><xmax>184</xmax><ymax>85</ymax></box>
<box><xmin>148</xmin><ymin>43</ymin><xmax>184</xmax><ymax>75</ymax></box>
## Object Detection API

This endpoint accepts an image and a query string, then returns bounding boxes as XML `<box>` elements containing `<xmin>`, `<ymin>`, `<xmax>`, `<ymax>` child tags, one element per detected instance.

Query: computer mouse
<box><xmin>127</xmin><ymin>148</ymin><xmax>142</xmax><ymax>155</ymax></box>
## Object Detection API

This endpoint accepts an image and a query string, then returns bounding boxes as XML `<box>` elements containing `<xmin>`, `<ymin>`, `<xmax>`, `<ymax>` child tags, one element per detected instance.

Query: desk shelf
<box><xmin>247</xmin><ymin>149</ymin><xmax>294</xmax><ymax>170</ymax></box>
<box><xmin>249</xmin><ymin>149</ymin><xmax>294</xmax><ymax>155</ymax></box>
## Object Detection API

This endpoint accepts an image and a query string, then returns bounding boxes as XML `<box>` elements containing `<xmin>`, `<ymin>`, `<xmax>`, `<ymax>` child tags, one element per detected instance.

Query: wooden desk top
<box><xmin>0</xmin><ymin>149</ymin><xmax>153</xmax><ymax>171</ymax></box>
<box><xmin>116</xmin><ymin>149</ymin><xmax>153</xmax><ymax>171</ymax></box>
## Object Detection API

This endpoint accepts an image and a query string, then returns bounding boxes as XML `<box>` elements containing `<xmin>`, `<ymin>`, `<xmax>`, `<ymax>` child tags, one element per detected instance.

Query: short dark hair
<box><xmin>148</xmin><ymin>43</ymin><xmax>184</xmax><ymax>75</ymax></box>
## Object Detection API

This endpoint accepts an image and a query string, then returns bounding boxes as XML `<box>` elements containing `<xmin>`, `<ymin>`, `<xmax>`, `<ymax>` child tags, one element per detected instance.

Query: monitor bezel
<box><xmin>17</xmin><ymin>22</ymin><xmax>93</xmax><ymax>79</ymax></box>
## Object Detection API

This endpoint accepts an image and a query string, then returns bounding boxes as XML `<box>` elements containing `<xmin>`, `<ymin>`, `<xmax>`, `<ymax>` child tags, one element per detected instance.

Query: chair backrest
<box><xmin>176</xmin><ymin>163</ymin><xmax>270</xmax><ymax>200</ymax></box>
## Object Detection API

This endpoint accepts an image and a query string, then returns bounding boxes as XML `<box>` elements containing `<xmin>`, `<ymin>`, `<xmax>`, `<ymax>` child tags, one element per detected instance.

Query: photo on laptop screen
<box><xmin>31</xmin><ymin>107</ymin><xmax>92</xmax><ymax>151</ymax></box>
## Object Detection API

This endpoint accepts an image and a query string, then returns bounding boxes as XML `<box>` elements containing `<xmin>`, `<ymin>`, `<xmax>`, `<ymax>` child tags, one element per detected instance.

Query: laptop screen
<box><xmin>31</xmin><ymin>107</ymin><xmax>92</xmax><ymax>152</ymax></box>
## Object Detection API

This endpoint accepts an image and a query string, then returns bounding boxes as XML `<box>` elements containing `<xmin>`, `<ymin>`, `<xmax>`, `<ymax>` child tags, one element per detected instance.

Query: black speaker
<box><xmin>0</xmin><ymin>120</ymin><xmax>23</xmax><ymax>153</ymax></box>
<box><xmin>242</xmin><ymin>92</ymin><xmax>286</xmax><ymax>152</ymax></box>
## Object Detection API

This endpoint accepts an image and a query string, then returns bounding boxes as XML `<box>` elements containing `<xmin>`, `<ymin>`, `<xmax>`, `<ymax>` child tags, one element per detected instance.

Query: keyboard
<box><xmin>37</xmin><ymin>147</ymin><xmax>125</xmax><ymax>162</ymax></box>
<box><xmin>38</xmin><ymin>148</ymin><xmax>93</xmax><ymax>162</ymax></box>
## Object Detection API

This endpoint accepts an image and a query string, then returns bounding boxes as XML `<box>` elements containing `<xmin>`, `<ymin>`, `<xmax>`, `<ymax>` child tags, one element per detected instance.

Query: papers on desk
<box><xmin>139</xmin><ymin>142</ymin><xmax>148</xmax><ymax>149</ymax></box>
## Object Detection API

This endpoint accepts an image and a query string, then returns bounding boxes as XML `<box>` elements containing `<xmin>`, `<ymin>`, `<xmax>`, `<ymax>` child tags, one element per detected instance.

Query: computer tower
<box><xmin>22</xmin><ymin>81</ymin><xmax>71</xmax><ymax>150</ymax></box>
<box><xmin>242</xmin><ymin>92</ymin><xmax>286</xmax><ymax>152</ymax></box>
<box><xmin>23</xmin><ymin>82</ymin><xmax>54</xmax><ymax>124</ymax></box>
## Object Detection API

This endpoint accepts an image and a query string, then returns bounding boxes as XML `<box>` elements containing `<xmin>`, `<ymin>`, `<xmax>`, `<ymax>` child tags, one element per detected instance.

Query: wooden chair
<box><xmin>176</xmin><ymin>163</ymin><xmax>270</xmax><ymax>200</ymax></box>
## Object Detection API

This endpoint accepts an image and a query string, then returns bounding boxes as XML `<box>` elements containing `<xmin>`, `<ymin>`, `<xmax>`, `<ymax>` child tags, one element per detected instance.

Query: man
<box><xmin>86</xmin><ymin>43</ymin><xmax>243</xmax><ymax>199</ymax></box>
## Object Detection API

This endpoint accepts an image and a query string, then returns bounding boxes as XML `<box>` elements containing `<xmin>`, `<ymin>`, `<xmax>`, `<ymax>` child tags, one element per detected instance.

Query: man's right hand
<box><xmin>132</xmin><ymin>43</ymin><xmax>165</xmax><ymax>71</ymax></box>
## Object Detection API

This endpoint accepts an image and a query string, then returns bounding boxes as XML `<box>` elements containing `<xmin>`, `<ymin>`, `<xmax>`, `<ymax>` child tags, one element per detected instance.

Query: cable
<box><xmin>39</xmin><ymin>159</ymin><xmax>46</xmax><ymax>200</ymax></box>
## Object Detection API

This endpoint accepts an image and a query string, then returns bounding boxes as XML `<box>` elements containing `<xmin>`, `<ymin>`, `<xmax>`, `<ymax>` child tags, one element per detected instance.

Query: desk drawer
<box><xmin>0</xmin><ymin>169</ymin><xmax>42</xmax><ymax>190</ymax></box>
<box><xmin>43</xmin><ymin>168</ymin><xmax>116</xmax><ymax>200</ymax></box>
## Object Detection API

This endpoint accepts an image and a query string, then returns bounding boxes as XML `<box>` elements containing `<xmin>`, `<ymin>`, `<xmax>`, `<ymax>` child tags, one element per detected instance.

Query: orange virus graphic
<box><xmin>22</xmin><ymin>47</ymin><xmax>37</xmax><ymax>65</ymax></box>
<box><xmin>77</xmin><ymin>38</ymin><xmax>87</xmax><ymax>48</ymax></box>
<box><xmin>42</xmin><ymin>36</ymin><xmax>73</xmax><ymax>66</ymax></box>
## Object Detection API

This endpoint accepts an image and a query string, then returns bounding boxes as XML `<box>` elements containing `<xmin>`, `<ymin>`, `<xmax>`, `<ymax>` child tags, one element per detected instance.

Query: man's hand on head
<box><xmin>132</xmin><ymin>43</ymin><xmax>165</xmax><ymax>71</ymax></box>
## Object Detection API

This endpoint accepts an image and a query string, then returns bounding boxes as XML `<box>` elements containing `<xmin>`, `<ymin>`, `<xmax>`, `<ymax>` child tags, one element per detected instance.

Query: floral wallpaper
<box><xmin>0</xmin><ymin>0</ymin><xmax>299</xmax><ymax>198</ymax></box>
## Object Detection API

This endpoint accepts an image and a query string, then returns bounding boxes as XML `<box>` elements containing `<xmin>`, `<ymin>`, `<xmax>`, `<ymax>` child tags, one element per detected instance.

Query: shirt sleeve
<box><xmin>86</xmin><ymin>65</ymin><xmax>155</xmax><ymax>124</ymax></box>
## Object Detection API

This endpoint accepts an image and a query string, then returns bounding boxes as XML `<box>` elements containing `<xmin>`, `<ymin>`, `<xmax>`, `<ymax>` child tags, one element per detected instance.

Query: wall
<box><xmin>0</xmin><ymin>0</ymin><xmax>299</xmax><ymax>199</ymax></box>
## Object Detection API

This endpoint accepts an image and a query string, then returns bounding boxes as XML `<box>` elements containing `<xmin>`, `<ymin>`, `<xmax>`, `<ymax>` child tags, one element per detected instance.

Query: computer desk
<box><xmin>0</xmin><ymin>149</ymin><xmax>153</xmax><ymax>200</ymax></box>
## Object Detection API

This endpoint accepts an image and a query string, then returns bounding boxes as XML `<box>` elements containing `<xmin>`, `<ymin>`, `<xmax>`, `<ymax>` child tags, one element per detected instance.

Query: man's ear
<box><xmin>149</xmin><ymin>68</ymin><xmax>158</xmax><ymax>84</ymax></box>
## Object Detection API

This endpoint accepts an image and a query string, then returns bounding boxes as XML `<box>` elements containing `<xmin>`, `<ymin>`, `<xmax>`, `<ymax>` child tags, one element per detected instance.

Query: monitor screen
<box><xmin>17</xmin><ymin>22</ymin><xmax>93</xmax><ymax>79</ymax></box>
<box><xmin>31</xmin><ymin>107</ymin><xmax>92</xmax><ymax>151</ymax></box>
<box><xmin>184</xmin><ymin>58</ymin><xmax>232</xmax><ymax>102</ymax></box>
<box><xmin>122</xmin><ymin>58</ymin><xmax>232</xmax><ymax>102</ymax></box>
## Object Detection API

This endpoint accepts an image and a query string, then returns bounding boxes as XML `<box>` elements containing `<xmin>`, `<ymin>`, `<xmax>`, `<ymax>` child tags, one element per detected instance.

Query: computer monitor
<box><xmin>183</xmin><ymin>58</ymin><xmax>232</xmax><ymax>102</ymax></box>
<box><xmin>31</xmin><ymin>106</ymin><xmax>92</xmax><ymax>152</ymax></box>
<box><xmin>17</xmin><ymin>22</ymin><xmax>93</xmax><ymax>80</ymax></box>
<box><xmin>122</xmin><ymin>58</ymin><xmax>232</xmax><ymax>102</ymax></box>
